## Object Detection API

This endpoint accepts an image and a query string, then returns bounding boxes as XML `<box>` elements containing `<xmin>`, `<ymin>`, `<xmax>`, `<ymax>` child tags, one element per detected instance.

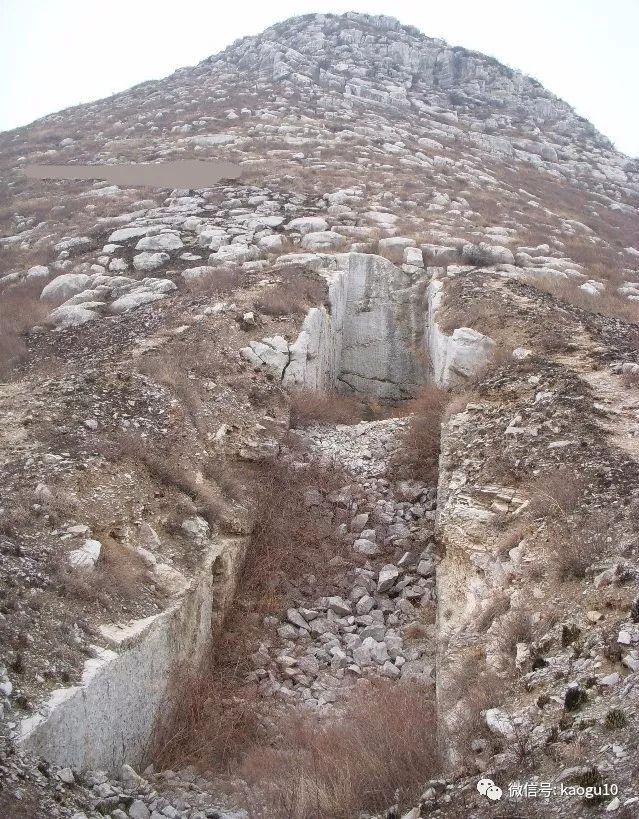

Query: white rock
<box><xmin>110</xmin><ymin>290</ymin><xmax>168</xmax><ymax>314</ymax></box>
<box><xmin>301</xmin><ymin>231</ymin><xmax>345</xmax><ymax>251</ymax></box>
<box><xmin>286</xmin><ymin>216</ymin><xmax>329</xmax><ymax>234</ymax></box>
<box><xmin>68</xmin><ymin>539</ymin><xmax>101</xmax><ymax>571</ymax></box>
<box><xmin>485</xmin><ymin>708</ymin><xmax>515</xmax><ymax>738</ymax></box>
<box><xmin>108</xmin><ymin>227</ymin><xmax>149</xmax><ymax>243</ymax></box>
<box><xmin>211</xmin><ymin>244</ymin><xmax>257</xmax><ymax>263</ymax></box>
<box><xmin>181</xmin><ymin>265</ymin><xmax>216</xmax><ymax>282</ymax></box>
<box><xmin>135</xmin><ymin>233</ymin><xmax>183</xmax><ymax>252</ymax></box>
<box><xmin>48</xmin><ymin>304</ymin><xmax>99</xmax><ymax>327</ymax></box>
<box><xmin>133</xmin><ymin>252</ymin><xmax>170</xmax><ymax>272</ymax></box>
<box><xmin>377</xmin><ymin>564</ymin><xmax>400</xmax><ymax>592</ymax></box>
<box><xmin>41</xmin><ymin>273</ymin><xmax>92</xmax><ymax>304</ymax></box>
<box><xmin>128</xmin><ymin>801</ymin><xmax>151</xmax><ymax>819</ymax></box>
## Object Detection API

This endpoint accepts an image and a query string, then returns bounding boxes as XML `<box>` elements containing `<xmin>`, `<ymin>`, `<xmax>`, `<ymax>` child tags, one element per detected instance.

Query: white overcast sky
<box><xmin>2</xmin><ymin>0</ymin><xmax>638</xmax><ymax>156</ymax></box>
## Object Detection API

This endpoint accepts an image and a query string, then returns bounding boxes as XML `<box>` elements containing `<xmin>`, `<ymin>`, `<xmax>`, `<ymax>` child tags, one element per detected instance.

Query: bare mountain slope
<box><xmin>1</xmin><ymin>12</ymin><xmax>639</xmax><ymax>819</ymax></box>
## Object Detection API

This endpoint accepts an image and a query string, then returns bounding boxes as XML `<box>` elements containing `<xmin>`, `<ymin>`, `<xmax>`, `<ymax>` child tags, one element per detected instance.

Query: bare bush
<box><xmin>0</xmin><ymin>284</ymin><xmax>49</xmax><ymax>376</ymax></box>
<box><xmin>255</xmin><ymin>279</ymin><xmax>327</xmax><ymax>317</ymax></box>
<box><xmin>183</xmin><ymin>266</ymin><xmax>244</xmax><ymax>295</ymax></box>
<box><xmin>527</xmin><ymin>468</ymin><xmax>587</xmax><ymax>520</ymax></box>
<box><xmin>149</xmin><ymin>644</ymin><xmax>263</xmax><ymax>773</ymax></box>
<box><xmin>239</xmin><ymin>681</ymin><xmax>438</xmax><ymax>818</ymax></box>
<box><xmin>545</xmin><ymin>519</ymin><xmax>608</xmax><ymax>581</ymax></box>
<box><xmin>244</xmin><ymin>458</ymin><xmax>345</xmax><ymax>607</ymax></box>
<box><xmin>392</xmin><ymin>386</ymin><xmax>448</xmax><ymax>481</ymax></box>
<box><xmin>289</xmin><ymin>389</ymin><xmax>364</xmax><ymax>427</ymax></box>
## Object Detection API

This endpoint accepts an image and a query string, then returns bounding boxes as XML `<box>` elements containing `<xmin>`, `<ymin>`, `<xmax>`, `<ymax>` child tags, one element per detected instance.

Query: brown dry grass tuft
<box><xmin>289</xmin><ymin>389</ymin><xmax>364</xmax><ymax>427</ymax></box>
<box><xmin>0</xmin><ymin>283</ymin><xmax>49</xmax><ymax>376</ymax></box>
<box><xmin>183</xmin><ymin>266</ymin><xmax>245</xmax><ymax>295</ymax></box>
<box><xmin>255</xmin><ymin>279</ymin><xmax>327</xmax><ymax>317</ymax></box>
<box><xmin>243</xmin><ymin>458</ymin><xmax>346</xmax><ymax>608</ymax></box>
<box><xmin>149</xmin><ymin>640</ymin><xmax>263</xmax><ymax>773</ymax></box>
<box><xmin>239</xmin><ymin>680</ymin><xmax>438</xmax><ymax>819</ymax></box>
<box><xmin>392</xmin><ymin>385</ymin><xmax>448</xmax><ymax>481</ymax></box>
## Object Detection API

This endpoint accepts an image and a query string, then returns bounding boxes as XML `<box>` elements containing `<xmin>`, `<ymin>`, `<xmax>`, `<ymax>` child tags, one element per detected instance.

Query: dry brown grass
<box><xmin>446</xmin><ymin>651</ymin><xmax>508</xmax><ymax>752</ymax></box>
<box><xmin>392</xmin><ymin>385</ymin><xmax>448</xmax><ymax>481</ymax></box>
<box><xmin>243</xmin><ymin>458</ymin><xmax>345</xmax><ymax>608</ymax></box>
<box><xmin>238</xmin><ymin>680</ymin><xmax>438</xmax><ymax>819</ymax></box>
<box><xmin>289</xmin><ymin>389</ymin><xmax>364</xmax><ymax>427</ymax></box>
<box><xmin>150</xmin><ymin>456</ymin><xmax>349</xmax><ymax>775</ymax></box>
<box><xmin>255</xmin><ymin>279</ymin><xmax>327</xmax><ymax>317</ymax></box>
<box><xmin>149</xmin><ymin>640</ymin><xmax>263</xmax><ymax>773</ymax></box>
<box><xmin>0</xmin><ymin>283</ymin><xmax>49</xmax><ymax>376</ymax></box>
<box><xmin>525</xmin><ymin>273</ymin><xmax>639</xmax><ymax>324</ymax></box>
<box><xmin>545</xmin><ymin>519</ymin><xmax>608</xmax><ymax>581</ymax></box>
<box><xmin>109</xmin><ymin>432</ymin><xmax>229</xmax><ymax>529</ymax></box>
<box><xmin>526</xmin><ymin>468</ymin><xmax>588</xmax><ymax>520</ymax></box>
<box><xmin>183</xmin><ymin>266</ymin><xmax>245</xmax><ymax>295</ymax></box>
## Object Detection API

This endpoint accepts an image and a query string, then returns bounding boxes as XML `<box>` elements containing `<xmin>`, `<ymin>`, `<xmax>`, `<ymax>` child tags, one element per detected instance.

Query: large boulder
<box><xmin>286</xmin><ymin>216</ymin><xmax>329</xmax><ymax>234</ymax></box>
<box><xmin>133</xmin><ymin>252</ymin><xmax>170</xmax><ymax>272</ymax></box>
<box><xmin>48</xmin><ymin>304</ymin><xmax>99</xmax><ymax>327</ymax></box>
<box><xmin>109</xmin><ymin>289</ymin><xmax>167</xmax><ymax>314</ymax></box>
<box><xmin>135</xmin><ymin>232</ymin><xmax>183</xmax><ymax>252</ymax></box>
<box><xmin>301</xmin><ymin>231</ymin><xmax>345</xmax><ymax>251</ymax></box>
<box><xmin>40</xmin><ymin>273</ymin><xmax>92</xmax><ymax>304</ymax></box>
<box><xmin>108</xmin><ymin>227</ymin><xmax>149</xmax><ymax>243</ymax></box>
<box><xmin>209</xmin><ymin>243</ymin><xmax>257</xmax><ymax>264</ymax></box>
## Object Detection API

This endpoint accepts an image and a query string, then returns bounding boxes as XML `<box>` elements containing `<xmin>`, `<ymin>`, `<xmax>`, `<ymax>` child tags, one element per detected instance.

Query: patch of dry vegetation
<box><xmin>289</xmin><ymin>389</ymin><xmax>364</xmax><ymax>427</ymax></box>
<box><xmin>0</xmin><ymin>283</ymin><xmax>49</xmax><ymax>376</ymax></box>
<box><xmin>524</xmin><ymin>273</ymin><xmax>639</xmax><ymax>324</ymax></box>
<box><xmin>255</xmin><ymin>278</ymin><xmax>327</xmax><ymax>317</ymax></box>
<box><xmin>238</xmin><ymin>681</ymin><xmax>438</xmax><ymax>819</ymax></box>
<box><xmin>392</xmin><ymin>386</ymin><xmax>448</xmax><ymax>481</ymax></box>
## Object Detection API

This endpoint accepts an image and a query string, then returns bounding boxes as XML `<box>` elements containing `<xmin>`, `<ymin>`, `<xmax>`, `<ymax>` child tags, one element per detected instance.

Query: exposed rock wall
<box><xmin>246</xmin><ymin>252</ymin><xmax>429</xmax><ymax>398</ymax></box>
<box><xmin>17</xmin><ymin>536</ymin><xmax>247</xmax><ymax>772</ymax></box>
<box><xmin>427</xmin><ymin>277</ymin><xmax>496</xmax><ymax>387</ymax></box>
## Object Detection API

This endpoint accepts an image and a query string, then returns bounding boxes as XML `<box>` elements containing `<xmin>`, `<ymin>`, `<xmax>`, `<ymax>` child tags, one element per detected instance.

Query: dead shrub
<box><xmin>622</xmin><ymin>369</ymin><xmax>639</xmax><ymax>389</ymax></box>
<box><xmin>545</xmin><ymin>519</ymin><xmax>608</xmax><ymax>581</ymax></box>
<box><xmin>244</xmin><ymin>458</ymin><xmax>346</xmax><ymax>608</ymax></box>
<box><xmin>97</xmin><ymin>533</ymin><xmax>149</xmax><ymax>600</ymax></box>
<box><xmin>289</xmin><ymin>389</ymin><xmax>364</xmax><ymax>427</ymax></box>
<box><xmin>255</xmin><ymin>278</ymin><xmax>327</xmax><ymax>317</ymax></box>
<box><xmin>446</xmin><ymin>653</ymin><xmax>507</xmax><ymax>752</ymax></box>
<box><xmin>0</xmin><ymin>283</ymin><xmax>49</xmax><ymax>376</ymax></box>
<box><xmin>494</xmin><ymin>608</ymin><xmax>533</xmax><ymax>657</ymax></box>
<box><xmin>148</xmin><ymin>645</ymin><xmax>263</xmax><ymax>773</ymax></box>
<box><xmin>55</xmin><ymin>564</ymin><xmax>111</xmax><ymax>608</ymax></box>
<box><xmin>527</xmin><ymin>468</ymin><xmax>587</xmax><ymax>520</ymax></box>
<box><xmin>392</xmin><ymin>385</ymin><xmax>448</xmax><ymax>481</ymax></box>
<box><xmin>238</xmin><ymin>680</ymin><xmax>438</xmax><ymax>818</ymax></box>
<box><xmin>184</xmin><ymin>266</ymin><xmax>244</xmax><ymax>295</ymax></box>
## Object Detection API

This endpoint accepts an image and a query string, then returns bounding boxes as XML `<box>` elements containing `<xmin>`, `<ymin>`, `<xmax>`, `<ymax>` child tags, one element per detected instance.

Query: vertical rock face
<box><xmin>427</xmin><ymin>278</ymin><xmax>496</xmax><ymax>387</ymax></box>
<box><xmin>336</xmin><ymin>253</ymin><xmax>426</xmax><ymax>397</ymax></box>
<box><xmin>17</xmin><ymin>538</ymin><xmax>247</xmax><ymax>771</ymax></box>
<box><xmin>256</xmin><ymin>252</ymin><xmax>429</xmax><ymax>398</ymax></box>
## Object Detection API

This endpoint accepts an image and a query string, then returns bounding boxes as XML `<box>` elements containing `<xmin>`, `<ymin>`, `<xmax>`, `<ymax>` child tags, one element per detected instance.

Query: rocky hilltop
<box><xmin>1</xmin><ymin>12</ymin><xmax>639</xmax><ymax>819</ymax></box>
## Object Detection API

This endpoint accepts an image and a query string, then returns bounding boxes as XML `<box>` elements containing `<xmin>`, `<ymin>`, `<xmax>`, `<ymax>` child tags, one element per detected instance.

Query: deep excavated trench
<box><xmin>17</xmin><ymin>254</ymin><xmax>496</xmax><ymax>782</ymax></box>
